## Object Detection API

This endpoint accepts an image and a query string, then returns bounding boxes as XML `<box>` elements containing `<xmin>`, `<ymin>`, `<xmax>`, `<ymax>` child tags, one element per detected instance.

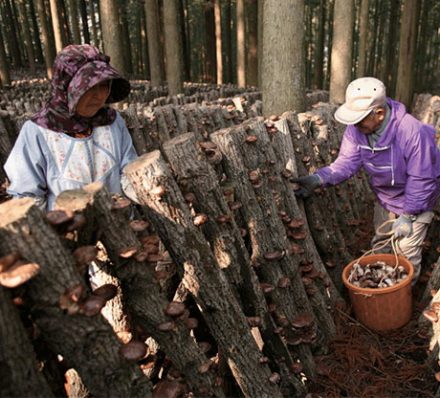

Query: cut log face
<box><xmin>125</xmin><ymin>150</ymin><xmax>286</xmax><ymax>397</ymax></box>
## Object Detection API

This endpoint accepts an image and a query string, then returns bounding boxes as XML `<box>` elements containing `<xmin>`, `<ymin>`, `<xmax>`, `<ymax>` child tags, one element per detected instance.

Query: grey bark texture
<box><xmin>124</xmin><ymin>151</ymin><xmax>284</xmax><ymax>398</ymax></box>
<box><xmin>99</xmin><ymin>0</ymin><xmax>126</xmax><ymax>74</ymax></box>
<box><xmin>236</xmin><ymin>0</ymin><xmax>246</xmax><ymax>87</ymax></box>
<box><xmin>396</xmin><ymin>0</ymin><xmax>419</xmax><ymax>108</ymax></box>
<box><xmin>35</xmin><ymin>0</ymin><xmax>55</xmax><ymax>79</ymax></box>
<box><xmin>56</xmin><ymin>185</ymin><xmax>225</xmax><ymax>397</ymax></box>
<box><xmin>162</xmin><ymin>132</ymin><xmax>307</xmax><ymax>395</ymax></box>
<box><xmin>0</xmin><ymin>198</ymin><xmax>153</xmax><ymax>398</ymax></box>
<box><xmin>329</xmin><ymin>0</ymin><xmax>355</xmax><ymax>103</ymax></box>
<box><xmin>163</xmin><ymin>0</ymin><xmax>183</xmax><ymax>95</ymax></box>
<box><xmin>49</xmin><ymin>0</ymin><xmax>66</xmax><ymax>53</ymax></box>
<box><xmin>357</xmin><ymin>0</ymin><xmax>369</xmax><ymax>78</ymax></box>
<box><xmin>261</xmin><ymin>0</ymin><xmax>305</xmax><ymax>115</ymax></box>
<box><xmin>0</xmin><ymin>287</ymin><xmax>54</xmax><ymax>397</ymax></box>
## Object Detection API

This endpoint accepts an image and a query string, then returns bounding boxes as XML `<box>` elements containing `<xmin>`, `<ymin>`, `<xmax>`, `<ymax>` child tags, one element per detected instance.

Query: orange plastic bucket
<box><xmin>342</xmin><ymin>254</ymin><xmax>414</xmax><ymax>331</ymax></box>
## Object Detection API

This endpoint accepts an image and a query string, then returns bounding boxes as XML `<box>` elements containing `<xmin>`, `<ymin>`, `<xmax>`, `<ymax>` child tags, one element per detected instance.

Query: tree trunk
<box><xmin>145</xmin><ymin>0</ymin><xmax>164</xmax><ymax>86</ymax></box>
<box><xmin>29</xmin><ymin>0</ymin><xmax>45</xmax><ymax>63</ymax></box>
<box><xmin>163</xmin><ymin>0</ymin><xmax>183</xmax><ymax>95</ymax></box>
<box><xmin>204</xmin><ymin>0</ymin><xmax>216</xmax><ymax>83</ymax></box>
<box><xmin>79</xmin><ymin>0</ymin><xmax>90</xmax><ymax>44</ymax></box>
<box><xmin>357</xmin><ymin>0</ymin><xmax>369</xmax><ymax>77</ymax></box>
<box><xmin>35</xmin><ymin>0</ymin><xmax>55</xmax><ymax>78</ymax></box>
<box><xmin>99</xmin><ymin>0</ymin><xmax>126</xmax><ymax>74</ymax></box>
<box><xmin>246</xmin><ymin>0</ymin><xmax>258</xmax><ymax>87</ymax></box>
<box><xmin>162</xmin><ymin>132</ymin><xmax>307</xmax><ymax>394</ymax></box>
<box><xmin>261</xmin><ymin>0</ymin><xmax>305</xmax><ymax>116</ymax></box>
<box><xmin>0</xmin><ymin>26</ymin><xmax>11</xmax><ymax>86</ymax></box>
<box><xmin>396</xmin><ymin>0</ymin><xmax>420</xmax><ymax>109</ymax></box>
<box><xmin>58</xmin><ymin>0</ymin><xmax>72</xmax><ymax>44</ymax></box>
<box><xmin>329</xmin><ymin>0</ymin><xmax>355</xmax><ymax>103</ymax></box>
<box><xmin>312</xmin><ymin>0</ymin><xmax>325</xmax><ymax>89</ymax></box>
<box><xmin>223</xmin><ymin>0</ymin><xmax>233</xmax><ymax>83</ymax></box>
<box><xmin>140</xmin><ymin>5</ymin><xmax>149</xmax><ymax>78</ymax></box>
<box><xmin>18</xmin><ymin>0</ymin><xmax>36</xmax><ymax>73</ymax></box>
<box><xmin>125</xmin><ymin>151</ymin><xmax>285</xmax><ymax>398</ymax></box>
<box><xmin>385</xmin><ymin>0</ymin><xmax>400</xmax><ymax>94</ymax></box>
<box><xmin>0</xmin><ymin>287</ymin><xmax>54</xmax><ymax>397</ymax></box>
<box><xmin>49</xmin><ymin>0</ymin><xmax>67</xmax><ymax>52</ymax></box>
<box><xmin>0</xmin><ymin>199</ymin><xmax>153</xmax><ymax>397</ymax></box>
<box><xmin>88</xmin><ymin>0</ymin><xmax>100</xmax><ymax>48</ymax></box>
<box><xmin>56</xmin><ymin>185</ymin><xmax>226</xmax><ymax>397</ymax></box>
<box><xmin>214</xmin><ymin>0</ymin><xmax>223</xmax><ymax>84</ymax></box>
<box><xmin>119</xmin><ymin>2</ymin><xmax>133</xmax><ymax>75</ymax></box>
<box><xmin>68</xmin><ymin>0</ymin><xmax>81</xmax><ymax>43</ymax></box>
<box><xmin>3</xmin><ymin>0</ymin><xmax>22</xmax><ymax>66</ymax></box>
<box><xmin>236</xmin><ymin>0</ymin><xmax>245</xmax><ymax>87</ymax></box>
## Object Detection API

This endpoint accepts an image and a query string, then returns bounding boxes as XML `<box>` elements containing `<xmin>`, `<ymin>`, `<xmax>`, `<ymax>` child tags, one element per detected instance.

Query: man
<box><xmin>293</xmin><ymin>77</ymin><xmax>440</xmax><ymax>283</ymax></box>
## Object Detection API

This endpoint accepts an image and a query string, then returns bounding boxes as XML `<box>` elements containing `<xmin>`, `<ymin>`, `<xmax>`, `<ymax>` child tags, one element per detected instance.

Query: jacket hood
<box><xmin>31</xmin><ymin>44</ymin><xmax>130</xmax><ymax>133</ymax></box>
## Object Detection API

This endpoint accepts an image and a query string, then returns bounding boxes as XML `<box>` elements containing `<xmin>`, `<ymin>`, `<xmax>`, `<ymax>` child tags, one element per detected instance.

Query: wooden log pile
<box><xmin>3</xmin><ymin>83</ymin><xmax>440</xmax><ymax>396</ymax></box>
<box><xmin>0</xmin><ymin>104</ymin><xmax>379</xmax><ymax>397</ymax></box>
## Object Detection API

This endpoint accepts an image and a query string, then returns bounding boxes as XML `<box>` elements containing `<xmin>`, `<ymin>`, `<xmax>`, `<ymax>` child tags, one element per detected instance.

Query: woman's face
<box><xmin>76</xmin><ymin>80</ymin><xmax>111</xmax><ymax>117</ymax></box>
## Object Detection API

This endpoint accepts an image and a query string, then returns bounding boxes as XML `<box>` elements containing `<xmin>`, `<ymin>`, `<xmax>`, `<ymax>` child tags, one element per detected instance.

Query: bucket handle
<box><xmin>348</xmin><ymin>220</ymin><xmax>401</xmax><ymax>284</ymax></box>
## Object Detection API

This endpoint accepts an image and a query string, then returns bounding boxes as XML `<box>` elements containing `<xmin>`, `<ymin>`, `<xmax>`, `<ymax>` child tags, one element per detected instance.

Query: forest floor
<box><xmin>307</xmin><ymin>298</ymin><xmax>437</xmax><ymax>398</ymax></box>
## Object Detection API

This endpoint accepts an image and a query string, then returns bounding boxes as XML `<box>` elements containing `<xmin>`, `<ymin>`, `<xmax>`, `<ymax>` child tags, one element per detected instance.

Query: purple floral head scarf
<box><xmin>32</xmin><ymin>44</ymin><xmax>131</xmax><ymax>133</ymax></box>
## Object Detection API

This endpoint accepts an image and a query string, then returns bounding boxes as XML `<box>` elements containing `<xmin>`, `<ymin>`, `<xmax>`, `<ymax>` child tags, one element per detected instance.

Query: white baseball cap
<box><xmin>334</xmin><ymin>77</ymin><xmax>387</xmax><ymax>125</ymax></box>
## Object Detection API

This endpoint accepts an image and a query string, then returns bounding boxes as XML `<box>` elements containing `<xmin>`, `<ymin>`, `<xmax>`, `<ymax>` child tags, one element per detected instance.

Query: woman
<box><xmin>4</xmin><ymin>44</ymin><xmax>137</xmax><ymax>210</ymax></box>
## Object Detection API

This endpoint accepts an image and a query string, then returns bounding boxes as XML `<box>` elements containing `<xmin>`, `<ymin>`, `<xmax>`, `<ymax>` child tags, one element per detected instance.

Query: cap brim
<box><xmin>334</xmin><ymin>103</ymin><xmax>372</xmax><ymax>125</ymax></box>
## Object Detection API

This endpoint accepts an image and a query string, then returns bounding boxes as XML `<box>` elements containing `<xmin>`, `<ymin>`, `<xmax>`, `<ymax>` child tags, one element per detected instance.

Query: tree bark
<box><xmin>125</xmin><ymin>151</ymin><xmax>284</xmax><ymax>398</ymax></box>
<box><xmin>357</xmin><ymin>0</ymin><xmax>369</xmax><ymax>77</ymax></box>
<box><xmin>145</xmin><ymin>0</ymin><xmax>164</xmax><ymax>86</ymax></box>
<box><xmin>396</xmin><ymin>0</ymin><xmax>420</xmax><ymax>109</ymax></box>
<box><xmin>35</xmin><ymin>0</ymin><xmax>55</xmax><ymax>78</ymax></box>
<box><xmin>0</xmin><ymin>287</ymin><xmax>54</xmax><ymax>397</ymax></box>
<box><xmin>99</xmin><ymin>0</ymin><xmax>126</xmax><ymax>74</ymax></box>
<box><xmin>29</xmin><ymin>0</ymin><xmax>45</xmax><ymax>63</ymax></box>
<box><xmin>162</xmin><ymin>132</ymin><xmax>307</xmax><ymax>395</ymax></box>
<box><xmin>55</xmin><ymin>185</ymin><xmax>225</xmax><ymax>397</ymax></box>
<box><xmin>0</xmin><ymin>25</ymin><xmax>11</xmax><ymax>86</ymax></box>
<box><xmin>0</xmin><ymin>198</ymin><xmax>153</xmax><ymax>397</ymax></box>
<box><xmin>312</xmin><ymin>0</ymin><xmax>325</xmax><ymax>89</ymax></box>
<box><xmin>88</xmin><ymin>0</ymin><xmax>100</xmax><ymax>49</ymax></box>
<box><xmin>163</xmin><ymin>0</ymin><xmax>183</xmax><ymax>95</ymax></box>
<box><xmin>236</xmin><ymin>0</ymin><xmax>245</xmax><ymax>87</ymax></box>
<box><xmin>3</xmin><ymin>0</ymin><xmax>22</xmax><ymax>66</ymax></box>
<box><xmin>49</xmin><ymin>0</ymin><xmax>67</xmax><ymax>53</ymax></box>
<box><xmin>204</xmin><ymin>0</ymin><xmax>216</xmax><ymax>83</ymax></box>
<box><xmin>246</xmin><ymin>0</ymin><xmax>258</xmax><ymax>87</ymax></box>
<box><xmin>261</xmin><ymin>0</ymin><xmax>305</xmax><ymax>115</ymax></box>
<box><xmin>79</xmin><ymin>0</ymin><xmax>90</xmax><ymax>44</ymax></box>
<box><xmin>68</xmin><ymin>0</ymin><xmax>81</xmax><ymax>43</ymax></box>
<box><xmin>18</xmin><ymin>0</ymin><xmax>36</xmax><ymax>73</ymax></box>
<box><xmin>329</xmin><ymin>0</ymin><xmax>355</xmax><ymax>103</ymax></box>
<box><xmin>214</xmin><ymin>0</ymin><xmax>223</xmax><ymax>84</ymax></box>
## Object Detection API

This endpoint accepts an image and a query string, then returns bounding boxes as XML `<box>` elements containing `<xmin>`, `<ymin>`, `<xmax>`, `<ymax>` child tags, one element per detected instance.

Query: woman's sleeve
<box><xmin>4</xmin><ymin>122</ymin><xmax>48</xmax><ymax>206</ymax></box>
<box><xmin>116</xmin><ymin>113</ymin><xmax>138</xmax><ymax>173</ymax></box>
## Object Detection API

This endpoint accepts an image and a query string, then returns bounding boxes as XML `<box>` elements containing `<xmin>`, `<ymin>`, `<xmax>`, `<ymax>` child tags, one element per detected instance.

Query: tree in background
<box><xmin>99</xmin><ymin>0</ymin><xmax>126</xmax><ymax>75</ymax></box>
<box><xmin>329</xmin><ymin>0</ymin><xmax>355</xmax><ymax>103</ymax></box>
<box><xmin>261</xmin><ymin>0</ymin><xmax>305</xmax><ymax>115</ymax></box>
<box><xmin>163</xmin><ymin>0</ymin><xmax>183</xmax><ymax>95</ymax></box>
<box><xmin>357</xmin><ymin>0</ymin><xmax>369</xmax><ymax>78</ymax></box>
<box><xmin>396</xmin><ymin>0</ymin><xmax>420</xmax><ymax>108</ymax></box>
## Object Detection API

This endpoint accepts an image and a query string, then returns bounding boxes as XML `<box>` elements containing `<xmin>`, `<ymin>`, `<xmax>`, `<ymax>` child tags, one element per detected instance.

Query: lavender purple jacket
<box><xmin>316</xmin><ymin>99</ymin><xmax>440</xmax><ymax>215</ymax></box>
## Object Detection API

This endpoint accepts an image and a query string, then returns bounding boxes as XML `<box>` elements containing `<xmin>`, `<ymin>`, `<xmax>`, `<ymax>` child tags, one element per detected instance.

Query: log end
<box><xmin>0</xmin><ymin>198</ymin><xmax>35</xmax><ymax>227</ymax></box>
<box><xmin>55</xmin><ymin>188</ymin><xmax>94</xmax><ymax>212</ymax></box>
<box><xmin>124</xmin><ymin>150</ymin><xmax>162</xmax><ymax>175</ymax></box>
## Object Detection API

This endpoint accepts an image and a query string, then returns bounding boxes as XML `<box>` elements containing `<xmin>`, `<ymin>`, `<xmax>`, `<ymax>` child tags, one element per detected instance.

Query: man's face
<box><xmin>354</xmin><ymin>107</ymin><xmax>385</xmax><ymax>134</ymax></box>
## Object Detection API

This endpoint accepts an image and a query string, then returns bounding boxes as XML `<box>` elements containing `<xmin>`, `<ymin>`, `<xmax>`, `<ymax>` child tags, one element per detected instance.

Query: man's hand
<box><xmin>392</xmin><ymin>214</ymin><xmax>415</xmax><ymax>238</ymax></box>
<box><xmin>291</xmin><ymin>174</ymin><xmax>322</xmax><ymax>199</ymax></box>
